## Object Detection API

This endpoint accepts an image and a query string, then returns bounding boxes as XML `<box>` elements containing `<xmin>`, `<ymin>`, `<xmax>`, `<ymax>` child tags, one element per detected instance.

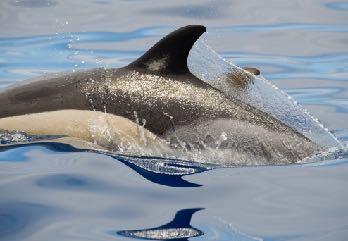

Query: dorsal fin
<box><xmin>129</xmin><ymin>25</ymin><xmax>206</xmax><ymax>75</ymax></box>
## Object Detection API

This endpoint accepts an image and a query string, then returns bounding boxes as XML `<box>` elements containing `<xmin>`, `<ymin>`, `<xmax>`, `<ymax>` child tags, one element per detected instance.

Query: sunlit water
<box><xmin>0</xmin><ymin>0</ymin><xmax>348</xmax><ymax>240</ymax></box>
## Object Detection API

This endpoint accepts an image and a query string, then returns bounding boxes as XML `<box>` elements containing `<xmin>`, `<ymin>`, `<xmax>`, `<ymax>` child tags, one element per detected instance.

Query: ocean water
<box><xmin>0</xmin><ymin>0</ymin><xmax>348</xmax><ymax>241</ymax></box>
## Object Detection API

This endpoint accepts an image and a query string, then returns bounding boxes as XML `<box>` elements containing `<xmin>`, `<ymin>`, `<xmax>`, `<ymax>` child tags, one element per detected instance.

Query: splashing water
<box><xmin>188</xmin><ymin>36</ymin><xmax>343</xmax><ymax>150</ymax></box>
<box><xmin>0</xmin><ymin>129</ymin><xmax>62</xmax><ymax>144</ymax></box>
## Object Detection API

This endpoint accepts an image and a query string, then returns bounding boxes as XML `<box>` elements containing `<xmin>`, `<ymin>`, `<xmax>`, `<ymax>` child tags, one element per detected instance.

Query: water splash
<box><xmin>0</xmin><ymin>129</ymin><xmax>62</xmax><ymax>144</ymax></box>
<box><xmin>188</xmin><ymin>36</ymin><xmax>342</xmax><ymax>149</ymax></box>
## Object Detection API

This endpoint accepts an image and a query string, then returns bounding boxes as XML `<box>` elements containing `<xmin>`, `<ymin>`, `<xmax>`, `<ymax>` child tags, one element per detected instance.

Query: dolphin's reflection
<box><xmin>116</xmin><ymin>208</ymin><xmax>204</xmax><ymax>241</ymax></box>
<box><xmin>0</xmin><ymin>142</ymin><xmax>208</xmax><ymax>187</ymax></box>
<box><xmin>114</xmin><ymin>155</ymin><xmax>208</xmax><ymax>187</ymax></box>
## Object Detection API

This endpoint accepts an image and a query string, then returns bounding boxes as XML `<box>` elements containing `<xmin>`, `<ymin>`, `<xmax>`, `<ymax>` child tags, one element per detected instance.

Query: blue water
<box><xmin>1</xmin><ymin>0</ymin><xmax>348</xmax><ymax>240</ymax></box>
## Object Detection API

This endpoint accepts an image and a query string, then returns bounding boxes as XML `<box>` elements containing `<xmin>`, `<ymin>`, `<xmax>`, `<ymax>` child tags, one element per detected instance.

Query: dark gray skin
<box><xmin>0</xmin><ymin>25</ymin><xmax>321</xmax><ymax>162</ymax></box>
<box><xmin>0</xmin><ymin>66</ymin><xmax>268</xmax><ymax>135</ymax></box>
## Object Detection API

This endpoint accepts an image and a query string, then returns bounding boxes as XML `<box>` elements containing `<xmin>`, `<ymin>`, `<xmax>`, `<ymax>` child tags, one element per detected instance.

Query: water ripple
<box><xmin>0</xmin><ymin>1</ymin><xmax>347</xmax><ymax>240</ymax></box>
<box><xmin>214</xmin><ymin>23</ymin><xmax>348</xmax><ymax>33</ymax></box>
<box><xmin>35</xmin><ymin>174</ymin><xmax>113</xmax><ymax>191</ymax></box>
<box><xmin>9</xmin><ymin>0</ymin><xmax>57</xmax><ymax>8</ymax></box>
<box><xmin>224</xmin><ymin>51</ymin><xmax>348</xmax><ymax>81</ymax></box>
<box><xmin>0</xmin><ymin>202</ymin><xmax>55</xmax><ymax>240</ymax></box>
<box><xmin>325</xmin><ymin>2</ymin><xmax>348</xmax><ymax>11</ymax></box>
<box><xmin>287</xmin><ymin>87</ymin><xmax>348</xmax><ymax>113</ymax></box>
<box><xmin>141</xmin><ymin>1</ymin><xmax>229</xmax><ymax>19</ymax></box>
<box><xmin>1</xmin><ymin>24</ymin><xmax>347</xmax><ymax>86</ymax></box>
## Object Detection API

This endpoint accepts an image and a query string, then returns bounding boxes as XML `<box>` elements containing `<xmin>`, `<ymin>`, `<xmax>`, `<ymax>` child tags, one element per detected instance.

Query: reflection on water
<box><xmin>0</xmin><ymin>142</ymin><xmax>213</xmax><ymax>187</ymax></box>
<box><xmin>0</xmin><ymin>0</ymin><xmax>348</xmax><ymax>240</ymax></box>
<box><xmin>116</xmin><ymin>208</ymin><xmax>204</xmax><ymax>240</ymax></box>
<box><xmin>116</xmin><ymin>156</ymin><xmax>207</xmax><ymax>187</ymax></box>
<box><xmin>0</xmin><ymin>142</ymin><xmax>348</xmax><ymax>241</ymax></box>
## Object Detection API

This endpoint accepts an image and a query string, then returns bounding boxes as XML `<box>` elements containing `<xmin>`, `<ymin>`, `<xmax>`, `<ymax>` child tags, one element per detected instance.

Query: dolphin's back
<box><xmin>0</xmin><ymin>69</ymin><xmax>104</xmax><ymax>118</ymax></box>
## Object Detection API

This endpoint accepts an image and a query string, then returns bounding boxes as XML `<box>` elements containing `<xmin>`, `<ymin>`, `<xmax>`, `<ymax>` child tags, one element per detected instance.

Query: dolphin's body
<box><xmin>0</xmin><ymin>25</ymin><xmax>322</xmax><ymax>163</ymax></box>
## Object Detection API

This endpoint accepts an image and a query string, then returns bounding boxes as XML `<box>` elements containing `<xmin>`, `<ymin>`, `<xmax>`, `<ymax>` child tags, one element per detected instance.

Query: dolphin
<box><xmin>0</xmin><ymin>25</ymin><xmax>322</xmax><ymax>163</ymax></box>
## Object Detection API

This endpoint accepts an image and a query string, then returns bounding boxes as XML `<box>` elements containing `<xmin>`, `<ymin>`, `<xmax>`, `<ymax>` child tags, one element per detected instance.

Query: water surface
<box><xmin>0</xmin><ymin>0</ymin><xmax>348</xmax><ymax>240</ymax></box>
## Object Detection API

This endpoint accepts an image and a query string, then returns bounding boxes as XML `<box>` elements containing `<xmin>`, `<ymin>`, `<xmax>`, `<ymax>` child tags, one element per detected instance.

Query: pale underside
<box><xmin>0</xmin><ymin>110</ymin><xmax>170</xmax><ymax>156</ymax></box>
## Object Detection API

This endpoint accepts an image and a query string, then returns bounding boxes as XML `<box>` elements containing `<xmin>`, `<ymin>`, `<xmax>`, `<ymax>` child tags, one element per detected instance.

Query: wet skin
<box><xmin>0</xmin><ymin>25</ymin><xmax>321</xmax><ymax>162</ymax></box>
